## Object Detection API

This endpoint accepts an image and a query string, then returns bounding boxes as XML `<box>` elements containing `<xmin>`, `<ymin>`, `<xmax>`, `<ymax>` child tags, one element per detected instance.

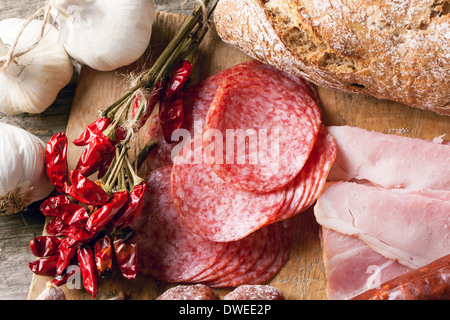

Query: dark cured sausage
<box><xmin>156</xmin><ymin>284</ymin><xmax>218</xmax><ymax>300</ymax></box>
<box><xmin>351</xmin><ymin>254</ymin><xmax>450</xmax><ymax>300</ymax></box>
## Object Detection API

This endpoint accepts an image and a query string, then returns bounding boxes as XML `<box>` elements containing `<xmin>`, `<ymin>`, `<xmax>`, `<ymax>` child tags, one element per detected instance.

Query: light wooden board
<box><xmin>28</xmin><ymin>11</ymin><xmax>449</xmax><ymax>300</ymax></box>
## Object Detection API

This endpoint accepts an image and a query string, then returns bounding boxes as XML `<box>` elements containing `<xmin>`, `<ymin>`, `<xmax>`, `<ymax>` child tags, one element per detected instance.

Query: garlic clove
<box><xmin>50</xmin><ymin>0</ymin><xmax>155</xmax><ymax>72</ymax></box>
<box><xmin>0</xmin><ymin>18</ymin><xmax>73</xmax><ymax>115</ymax></box>
<box><xmin>0</xmin><ymin>122</ymin><xmax>54</xmax><ymax>215</ymax></box>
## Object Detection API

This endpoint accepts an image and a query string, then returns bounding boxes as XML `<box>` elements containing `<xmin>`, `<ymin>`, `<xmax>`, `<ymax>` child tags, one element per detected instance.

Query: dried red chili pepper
<box><xmin>113</xmin><ymin>228</ymin><xmax>138</xmax><ymax>280</ymax></box>
<box><xmin>77</xmin><ymin>246</ymin><xmax>98</xmax><ymax>298</ymax></box>
<box><xmin>73</xmin><ymin>117</ymin><xmax>112</xmax><ymax>147</ymax></box>
<box><xmin>75</xmin><ymin>134</ymin><xmax>116</xmax><ymax>177</ymax></box>
<box><xmin>45</xmin><ymin>217</ymin><xmax>77</xmax><ymax>237</ymax></box>
<box><xmin>55</xmin><ymin>203</ymin><xmax>90</xmax><ymax>228</ymax></box>
<box><xmin>64</xmin><ymin>170</ymin><xmax>109</xmax><ymax>206</ymax></box>
<box><xmin>39</xmin><ymin>195</ymin><xmax>71</xmax><ymax>217</ymax></box>
<box><xmin>45</xmin><ymin>132</ymin><xmax>68</xmax><ymax>192</ymax></box>
<box><xmin>56</xmin><ymin>239</ymin><xmax>78</xmax><ymax>275</ymax></box>
<box><xmin>158</xmin><ymin>59</ymin><xmax>192</xmax><ymax>143</ymax></box>
<box><xmin>132</xmin><ymin>82</ymin><xmax>164</xmax><ymax>129</ymax></box>
<box><xmin>115</xmin><ymin>124</ymin><xmax>127</xmax><ymax>142</ymax></box>
<box><xmin>30</xmin><ymin>236</ymin><xmax>62</xmax><ymax>258</ymax></box>
<box><xmin>51</xmin><ymin>264</ymin><xmax>79</xmax><ymax>287</ymax></box>
<box><xmin>159</xmin><ymin>91</ymin><xmax>184</xmax><ymax>143</ymax></box>
<box><xmin>29</xmin><ymin>254</ymin><xmax>59</xmax><ymax>277</ymax></box>
<box><xmin>65</xmin><ymin>228</ymin><xmax>97</xmax><ymax>248</ymax></box>
<box><xmin>97</xmin><ymin>151</ymin><xmax>115</xmax><ymax>180</ymax></box>
<box><xmin>165</xmin><ymin>60</ymin><xmax>193</xmax><ymax>97</ymax></box>
<box><xmin>111</xmin><ymin>182</ymin><xmax>147</xmax><ymax>229</ymax></box>
<box><xmin>94</xmin><ymin>234</ymin><xmax>113</xmax><ymax>280</ymax></box>
<box><xmin>86</xmin><ymin>190</ymin><xmax>128</xmax><ymax>232</ymax></box>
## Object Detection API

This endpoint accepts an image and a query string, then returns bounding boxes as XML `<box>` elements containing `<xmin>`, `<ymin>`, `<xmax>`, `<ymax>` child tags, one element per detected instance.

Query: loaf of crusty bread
<box><xmin>214</xmin><ymin>0</ymin><xmax>450</xmax><ymax>116</ymax></box>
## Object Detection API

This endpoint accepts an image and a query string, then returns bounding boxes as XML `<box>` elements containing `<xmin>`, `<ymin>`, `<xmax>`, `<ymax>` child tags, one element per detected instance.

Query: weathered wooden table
<box><xmin>0</xmin><ymin>0</ymin><xmax>196</xmax><ymax>300</ymax></box>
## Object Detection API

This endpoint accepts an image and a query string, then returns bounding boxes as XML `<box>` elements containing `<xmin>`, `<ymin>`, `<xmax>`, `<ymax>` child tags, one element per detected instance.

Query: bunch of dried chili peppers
<box><xmin>28</xmin><ymin>0</ymin><xmax>218</xmax><ymax>298</ymax></box>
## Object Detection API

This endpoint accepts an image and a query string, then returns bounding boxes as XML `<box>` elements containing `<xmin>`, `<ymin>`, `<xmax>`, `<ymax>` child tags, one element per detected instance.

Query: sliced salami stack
<box><xmin>171</xmin><ymin>61</ymin><xmax>336</xmax><ymax>242</ymax></box>
<box><xmin>132</xmin><ymin>165</ymin><xmax>292</xmax><ymax>287</ymax></box>
<box><xmin>136</xmin><ymin>61</ymin><xmax>336</xmax><ymax>287</ymax></box>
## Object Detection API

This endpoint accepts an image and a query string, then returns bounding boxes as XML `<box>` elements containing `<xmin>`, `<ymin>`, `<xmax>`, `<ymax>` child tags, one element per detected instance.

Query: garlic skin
<box><xmin>0</xmin><ymin>18</ymin><xmax>74</xmax><ymax>115</ymax></box>
<box><xmin>50</xmin><ymin>0</ymin><xmax>155</xmax><ymax>72</ymax></box>
<box><xmin>0</xmin><ymin>122</ymin><xmax>54</xmax><ymax>215</ymax></box>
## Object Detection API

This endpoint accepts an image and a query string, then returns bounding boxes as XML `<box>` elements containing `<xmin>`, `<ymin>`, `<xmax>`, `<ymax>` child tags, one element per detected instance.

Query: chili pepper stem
<box><xmin>134</xmin><ymin>139</ymin><xmax>157</xmax><ymax>171</ymax></box>
<box><xmin>100</xmin><ymin>0</ymin><xmax>215</xmax><ymax>119</ymax></box>
<box><xmin>104</xmin><ymin>147</ymin><xmax>128</xmax><ymax>193</ymax></box>
<box><xmin>103</xmin><ymin>96</ymin><xmax>133</xmax><ymax>139</ymax></box>
<box><xmin>125</xmin><ymin>156</ymin><xmax>144</xmax><ymax>187</ymax></box>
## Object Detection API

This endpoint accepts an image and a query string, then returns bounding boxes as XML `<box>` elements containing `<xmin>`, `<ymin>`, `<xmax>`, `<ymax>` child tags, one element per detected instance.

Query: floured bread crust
<box><xmin>214</xmin><ymin>0</ymin><xmax>450</xmax><ymax>115</ymax></box>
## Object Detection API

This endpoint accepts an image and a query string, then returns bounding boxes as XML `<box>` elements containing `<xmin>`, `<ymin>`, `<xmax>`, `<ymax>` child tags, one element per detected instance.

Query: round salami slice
<box><xmin>209</xmin><ymin>224</ymin><xmax>281</xmax><ymax>288</ymax></box>
<box><xmin>146</xmin><ymin>61</ymin><xmax>278</xmax><ymax>170</ymax></box>
<box><xmin>189</xmin><ymin>238</ymin><xmax>242</xmax><ymax>282</ymax></box>
<box><xmin>271</xmin><ymin>125</ymin><xmax>337</xmax><ymax>223</ymax></box>
<box><xmin>171</xmin><ymin>135</ymin><xmax>286</xmax><ymax>242</ymax></box>
<box><xmin>205</xmin><ymin>227</ymin><xmax>269</xmax><ymax>286</ymax></box>
<box><xmin>132</xmin><ymin>166</ymin><xmax>228</xmax><ymax>282</ymax></box>
<box><xmin>247</xmin><ymin>220</ymin><xmax>293</xmax><ymax>285</ymax></box>
<box><xmin>203</xmin><ymin>75</ymin><xmax>319</xmax><ymax>193</ymax></box>
<box><xmin>300</xmin><ymin>126</ymin><xmax>337</xmax><ymax>210</ymax></box>
<box><xmin>182</xmin><ymin>61</ymin><xmax>260</xmax><ymax>135</ymax></box>
<box><xmin>207</xmin><ymin>221</ymin><xmax>291</xmax><ymax>288</ymax></box>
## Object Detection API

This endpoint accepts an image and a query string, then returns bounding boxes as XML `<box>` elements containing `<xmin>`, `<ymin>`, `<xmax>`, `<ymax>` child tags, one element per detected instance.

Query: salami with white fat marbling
<box><xmin>132</xmin><ymin>166</ymin><xmax>228</xmax><ymax>282</ymax></box>
<box><xmin>203</xmin><ymin>72</ymin><xmax>320</xmax><ymax>193</ymax></box>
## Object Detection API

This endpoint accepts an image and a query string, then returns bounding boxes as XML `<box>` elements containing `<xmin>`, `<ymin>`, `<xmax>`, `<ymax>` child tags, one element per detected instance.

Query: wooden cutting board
<box><xmin>27</xmin><ymin>11</ymin><xmax>449</xmax><ymax>300</ymax></box>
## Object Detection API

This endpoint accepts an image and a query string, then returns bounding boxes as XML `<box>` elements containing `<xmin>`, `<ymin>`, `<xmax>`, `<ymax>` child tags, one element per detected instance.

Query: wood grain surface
<box><xmin>27</xmin><ymin>9</ymin><xmax>449</xmax><ymax>300</ymax></box>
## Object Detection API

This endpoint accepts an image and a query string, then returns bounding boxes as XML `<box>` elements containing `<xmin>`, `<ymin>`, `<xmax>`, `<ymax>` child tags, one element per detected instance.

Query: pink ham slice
<box><xmin>320</xmin><ymin>228</ymin><xmax>411</xmax><ymax>300</ymax></box>
<box><xmin>327</xmin><ymin>125</ymin><xmax>450</xmax><ymax>190</ymax></box>
<box><xmin>171</xmin><ymin>135</ymin><xmax>286</xmax><ymax>242</ymax></box>
<box><xmin>314</xmin><ymin>181</ymin><xmax>450</xmax><ymax>270</ymax></box>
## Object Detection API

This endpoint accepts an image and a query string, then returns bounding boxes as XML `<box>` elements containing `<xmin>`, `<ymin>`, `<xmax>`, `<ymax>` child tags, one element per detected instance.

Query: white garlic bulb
<box><xmin>0</xmin><ymin>122</ymin><xmax>54</xmax><ymax>215</ymax></box>
<box><xmin>0</xmin><ymin>18</ymin><xmax>74</xmax><ymax>115</ymax></box>
<box><xmin>50</xmin><ymin>0</ymin><xmax>155</xmax><ymax>71</ymax></box>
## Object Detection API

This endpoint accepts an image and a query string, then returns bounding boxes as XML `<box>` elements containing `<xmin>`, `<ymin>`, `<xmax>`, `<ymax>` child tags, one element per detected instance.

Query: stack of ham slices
<box><xmin>314</xmin><ymin>126</ymin><xmax>450</xmax><ymax>299</ymax></box>
<box><xmin>132</xmin><ymin>61</ymin><xmax>336</xmax><ymax>287</ymax></box>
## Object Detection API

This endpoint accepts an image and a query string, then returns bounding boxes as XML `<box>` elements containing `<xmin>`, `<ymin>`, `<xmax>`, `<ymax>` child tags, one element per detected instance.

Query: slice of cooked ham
<box><xmin>314</xmin><ymin>181</ymin><xmax>450</xmax><ymax>269</ymax></box>
<box><xmin>320</xmin><ymin>227</ymin><xmax>411</xmax><ymax>300</ymax></box>
<box><xmin>327</xmin><ymin>126</ymin><xmax>450</xmax><ymax>190</ymax></box>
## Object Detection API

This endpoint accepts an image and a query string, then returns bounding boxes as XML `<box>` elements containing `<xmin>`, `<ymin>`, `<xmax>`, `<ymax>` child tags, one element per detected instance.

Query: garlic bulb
<box><xmin>50</xmin><ymin>0</ymin><xmax>155</xmax><ymax>71</ymax></box>
<box><xmin>0</xmin><ymin>122</ymin><xmax>54</xmax><ymax>215</ymax></box>
<box><xmin>0</xmin><ymin>18</ymin><xmax>73</xmax><ymax>115</ymax></box>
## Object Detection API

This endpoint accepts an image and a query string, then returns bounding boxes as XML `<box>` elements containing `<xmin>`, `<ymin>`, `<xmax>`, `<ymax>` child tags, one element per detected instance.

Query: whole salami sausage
<box><xmin>351</xmin><ymin>254</ymin><xmax>450</xmax><ymax>300</ymax></box>
<box><xmin>156</xmin><ymin>284</ymin><xmax>218</xmax><ymax>300</ymax></box>
<box><xmin>223</xmin><ymin>285</ymin><xmax>285</xmax><ymax>300</ymax></box>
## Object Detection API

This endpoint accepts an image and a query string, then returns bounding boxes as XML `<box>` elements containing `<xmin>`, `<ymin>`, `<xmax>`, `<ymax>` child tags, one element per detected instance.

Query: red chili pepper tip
<box><xmin>113</xmin><ymin>228</ymin><xmax>138</xmax><ymax>280</ymax></box>
<box><xmin>30</xmin><ymin>236</ymin><xmax>62</xmax><ymax>258</ymax></box>
<box><xmin>86</xmin><ymin>190</ymin><xmax>128</xmax><ymax>233</ymax></box>
<box><xmin>77</xmin><ymin>246</ymin><xmax>98</xmax><ymax>298</ymax></box>
<box><xmin>73</xmin><ymin>117</ymin><xmax>112</xmax><ymax>147</ymax></box>
<box><xmin>29</xmin><ymin>254</ymin><xmax>59</xmax><ymax>277</ymax></box>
